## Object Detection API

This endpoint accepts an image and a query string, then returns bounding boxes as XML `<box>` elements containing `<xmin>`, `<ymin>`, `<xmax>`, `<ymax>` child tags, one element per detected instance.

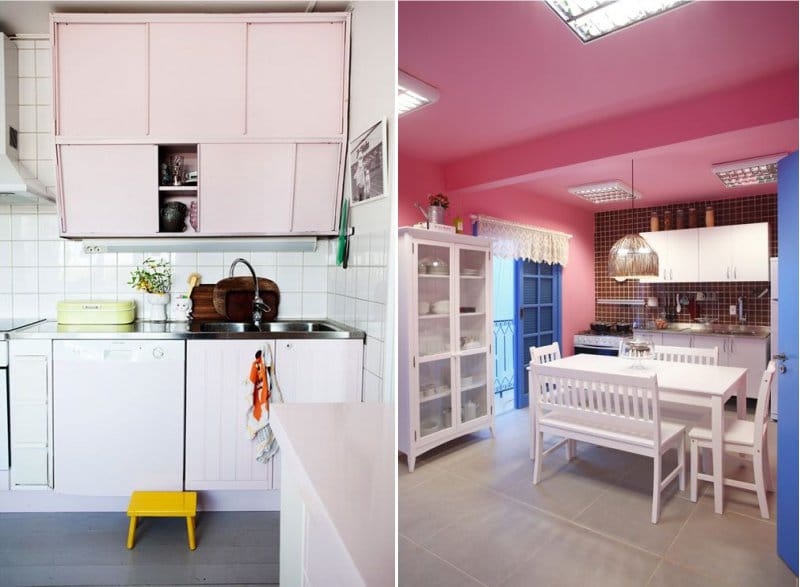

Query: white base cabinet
<box><xmin>399</xmin><ymin>228</ymin><xmax>495</xmax><ymax>472</ymax></box>
<box><xmin>274</xmin><ymin>339</ymin><xmax>364</xmax><ymax>403</ymax></box>
<box><xmin>9</xmin><ymin>340</ymin><xmax>52</xmax><ymax>490</ymax></box>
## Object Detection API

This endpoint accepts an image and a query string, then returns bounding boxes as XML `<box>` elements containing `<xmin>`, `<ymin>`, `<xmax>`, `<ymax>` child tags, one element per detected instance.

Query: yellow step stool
<box><xmin>127</xmin><ymin>491</ymin><xmax>198</xmax><ymax>550</ymax></box>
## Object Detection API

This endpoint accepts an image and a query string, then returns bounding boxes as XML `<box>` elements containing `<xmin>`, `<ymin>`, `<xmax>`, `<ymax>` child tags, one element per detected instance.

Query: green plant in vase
<box><xmin>129</xmin><ymin>257</ymin><xmax>173</xmax><ymax>321</ymax></box>
<box><xmin>427</xmin><ymin>193</ymin><xmax>449</xmax><ymax>224</ymax></box>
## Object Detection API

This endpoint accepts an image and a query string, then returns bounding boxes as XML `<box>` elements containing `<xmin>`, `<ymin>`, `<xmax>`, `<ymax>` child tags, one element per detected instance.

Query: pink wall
<box><xmin>398</xmin><ymin>152</ymin><xmax>446</xmax><ymax>226</ymax></box>
<box><xmin>399</xmin><ymin>152</ymin><xmax>594</xmax><ymax>355</ymax></box>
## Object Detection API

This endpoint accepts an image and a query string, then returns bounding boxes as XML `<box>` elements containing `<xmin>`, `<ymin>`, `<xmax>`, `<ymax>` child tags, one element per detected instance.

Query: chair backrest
<box><xmin>530</xmin><ymin>342</ymin><xmax>561</xmax><ymax>365</ymax></box>
<box><xmin>754</xmin><ymin>361</ymin><xmax>778</xmax><ymax>450</ymax></box>
<box><xmin>653</xmin><ymin>344</ymin><xmax>718</xmax><ymax>366</ymax></box>
<box><xmin>531</xmin><ymin>363</ymin><xmax>661</xmax><ymax>445</ymax></box>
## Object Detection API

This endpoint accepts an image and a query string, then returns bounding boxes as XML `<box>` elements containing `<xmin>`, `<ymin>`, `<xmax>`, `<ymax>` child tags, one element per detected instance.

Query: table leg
<box><xmin>736</xmin><ymin>376</ymin><xmax>747</xmax><ymax>419</ymax></box>
<box><xmin>712</xmin><ymin>398</ymin><xmax>724</xmax><ymax>514</ymax></box>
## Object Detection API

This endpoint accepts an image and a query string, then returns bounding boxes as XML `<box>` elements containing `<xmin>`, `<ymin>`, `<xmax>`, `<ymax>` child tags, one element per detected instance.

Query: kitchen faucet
<box><xmin>737</xmin><ymin>296</ymin><xmax>747</xmax><ymax>324</ymax></box>
<box><xmin>229</xmin><ymin>258</ymin><xmax>269</xmax><ymax>328</ymax></box>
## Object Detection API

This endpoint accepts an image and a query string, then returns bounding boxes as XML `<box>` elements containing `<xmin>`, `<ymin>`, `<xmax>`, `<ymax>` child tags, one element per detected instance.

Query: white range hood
<box><xmin>0</xmin><ymin>33</ymin><xmax>54</xmax><ymax>204</ymax></box>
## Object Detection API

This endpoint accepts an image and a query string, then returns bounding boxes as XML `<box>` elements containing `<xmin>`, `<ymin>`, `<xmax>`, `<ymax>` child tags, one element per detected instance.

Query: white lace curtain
<box><xmin>474</xmin><ymin>214</ymin><xmax>572</xmax><ymax>266</ymax></box>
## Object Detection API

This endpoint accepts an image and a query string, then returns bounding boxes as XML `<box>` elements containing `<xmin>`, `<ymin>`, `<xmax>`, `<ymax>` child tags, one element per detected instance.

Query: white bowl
<box><xmin>432</xmin><ymin>300</ymin><xmax>450</xmax><ymax>314</ymax></box>
<box><xmin>418</xmin><ymin>301</ymin><xmax>431</xmax><ymax>315</ymax></box>
<box><xmin>421</xmin><ymin>419</ymin><xmax>441</xmax><ymax>434</ymax></box>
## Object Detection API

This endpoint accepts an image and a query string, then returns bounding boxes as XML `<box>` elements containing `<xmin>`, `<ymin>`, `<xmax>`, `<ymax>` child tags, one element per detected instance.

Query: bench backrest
<box><xmin>652</xmin><ymin>344</ymin><xmax>718</xmax><ymax>366</ymax></box>
<box><xmin>531</xmin><ymin>363</ymin><xmax>661</xmax><ymax>444</ymax></box>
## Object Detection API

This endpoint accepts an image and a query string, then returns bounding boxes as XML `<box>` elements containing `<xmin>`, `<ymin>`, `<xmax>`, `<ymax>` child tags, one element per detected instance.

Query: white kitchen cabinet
<box><xmin>185</xmin><ymin>340</ymin><xmax>276</xmax><ymax>490</ymax></box>
<box><xmin>148</xmin><ymin>23</ymin><xmax>247</xmax><ymax>137</ymax></box>
<box><xmin>692</xmin><ymin>334</ymin><xmax>768</xmax><ymax>399</ymax></box>
<box><xmin>8</xmin><ymin>340</ymin><xmax>52</xmax><ymax>489</ymax></box>
<box><xmin>640</xmin><ymin>229</ymin><xmax>699</xmax><ymax>282</ymax></box>
<box><xmin>697</xmin><ymin>223</ymin><xmax>769</xmax><ymax>282</ymax></box>
<box><xmin>399</xmin><ymin>228</ymin><xmax>494</xmax><ymax>472</ymax></box>
<box><xmin>246</xmin><ymin>22</ymin><xmax>347</xmax><ymax>137</ymax></box>
<box><xmin>273</xmin><ymin>339</ymin><xmax>363</xmax><ymax>403</ymax></box>
<box><xmin>58</xmin><ymin>145</ymin><xmax>158</xmax><ymax>236</ymax></box>
<box><xmin>292</xmin><ymin>143</ymin><xmax>342</xmax><ymax>233</ymax></box>
<box><xmin>54</xmin><ymin>23</ymin><xmax>147</xmax><ymax>137</ymax></box>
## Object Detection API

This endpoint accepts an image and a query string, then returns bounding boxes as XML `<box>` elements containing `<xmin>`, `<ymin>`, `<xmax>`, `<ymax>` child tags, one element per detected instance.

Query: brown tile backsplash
<box><xmin>595</xmin><ymin>194</ymin><xmax>776</xmax><ymax>327</ymax></box>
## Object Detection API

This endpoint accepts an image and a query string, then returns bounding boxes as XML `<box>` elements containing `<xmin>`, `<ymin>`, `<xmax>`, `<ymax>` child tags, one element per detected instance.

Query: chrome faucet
<box><xmin>229</xmin><ymin>258</ymin><xmax>269</xmax><ymax>327</ymax></box>
<box><xmin>737</xmin><ymin>296</ymin><xmax>747</xmax><ymax>324</ymax></box>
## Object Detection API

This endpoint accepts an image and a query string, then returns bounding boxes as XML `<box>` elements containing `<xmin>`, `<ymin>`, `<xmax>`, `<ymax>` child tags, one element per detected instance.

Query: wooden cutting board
<box><xmin>189</xmin><ymin>284</ymin><xmax>226</xmax><ymax>321</ymax></box>
<box><xmin>212</xmin><ymin>277</ymin><xmax>280</xmax><ymax>322</ymax></box>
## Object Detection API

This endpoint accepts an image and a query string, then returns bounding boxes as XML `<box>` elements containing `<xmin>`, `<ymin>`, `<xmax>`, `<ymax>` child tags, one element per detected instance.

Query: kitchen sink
<box><xmin>200</xmin><ymin>322</ymin><xmax>261</xmax><ymax>333</ymax></box>
<box><xmin>200</xmin><ymin>321</ymin><xmax>338</xmax><ymax>333</ymax></box>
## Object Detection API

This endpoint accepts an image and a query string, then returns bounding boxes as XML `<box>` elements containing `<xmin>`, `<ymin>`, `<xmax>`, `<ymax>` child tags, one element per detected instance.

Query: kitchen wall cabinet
<box><xmin>149</xmin><ymin>23</ymin><xmax>246</xmax><ymax>138</ymax></box>
<box><xmin>246</xmin><ymin>22</ymin><xmax>346</xmax><ymax>137</ymax></box>
<box><xmin>273</xmin><ymin>339</ymin><xmax>363</xmax><ymax>403</ymax></box>
<box><xmin>399</xmin><ymin>228</ymin><xmax>494</xmax><ymax>472</ymax></box>
<box><xmin>51</xmin><ymin>13</ymin><xmax>350</xmax><ymax>238</ymax></box>
<box><xmin>8</xmin><ymin>340</ymin><xmax>52</xmax><ymax>489</ymax></box>
<box><xmin>58</xmin><ymin>145</ymin><xmax>157</xmax><ymax>235</ymax></box>
<box><xmin>55</xmin><ymin>23</ymin><xmax>147</xmax><ymax>137</ymax></box>
<box><xmin>640</xmin><ymin>229</ymin><xmax>699</xmax><ymax>282</ymax></box>
<box><xmin>185</xmin><ymin>340</ymin><xmax>276</xmax><ymax>490</ymax></box>
<box><xmin>697</xmin><ymin>223</ymin><xmax>769</xmax><ymax>282</ymax></box>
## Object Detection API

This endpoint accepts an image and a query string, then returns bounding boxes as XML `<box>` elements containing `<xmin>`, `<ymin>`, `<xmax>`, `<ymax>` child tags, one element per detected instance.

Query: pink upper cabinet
<box><xmin>55</xmin><ymin>24</ymin><xmax>147</xmax><ymax>137</ymax></box>
<box><xmin>246</xmin><ymin>23</ymin><xmax>346</xmax><ymax>138</ymax></box>
<box><xmin>292</xmin><ymin>144</ymin><xmax>341</xmax><ymax>232</ymax></box>
<box><xmin>149</xmin><ymin>23</ymin><xmax>246</xmax><ymax>138</ymax></box>
<box><xmin>59</xmin><ymin>145</ymin><xmax>157</xmax><ymax>236</ymax></box>
<box><xmin>199</xmin><ymin>143</ymin><xmax>293</xmax><ymax>234</ymax></box>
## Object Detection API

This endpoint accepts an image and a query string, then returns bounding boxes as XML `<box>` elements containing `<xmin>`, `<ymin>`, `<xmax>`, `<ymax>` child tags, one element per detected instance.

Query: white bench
<box><xmin>530</xmin><ymin>364</ymin><xmax>685</xmax><ymax>524</ymax></box>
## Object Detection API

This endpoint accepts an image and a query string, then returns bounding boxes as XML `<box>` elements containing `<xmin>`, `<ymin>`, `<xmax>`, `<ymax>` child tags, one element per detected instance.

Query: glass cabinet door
<box><xmin>418</xmin><ymin>357</ymin><xmax>454</xmax><ymax>437</ymax></box>
<box><xmin>417</xmin><ymin>243</ymin><xmax>451</xmax><ymax>358</ymax></box>
<box><xmin>457</xmin><ymin>247</ymin><xmax>488</xmax><ymax>352</ymax></box>
<box><xmin>459</xmin><ymin>353</ymin><xmax>488</xmax><ymax>423</ymax></box>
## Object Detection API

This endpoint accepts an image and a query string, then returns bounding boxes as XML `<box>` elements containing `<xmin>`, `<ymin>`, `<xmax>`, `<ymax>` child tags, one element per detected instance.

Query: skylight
<box><xmin>568</xmin><ymin>181</ymin><xmax>641</xmax><ymax>204</ymax></box>
<box><xmin>711</xmin><ymin>154</ymin><xmax>787</xmax><ymax>188</ymax></box>
<box><xmin>398</xmin><ymin>70</ymin><xmax>439</xmax><ymax>117</ymax></box>
<box><xmin>545</xmin><ymin>0</ymin><xmax>691</xmax><ymax>43</ymax></box>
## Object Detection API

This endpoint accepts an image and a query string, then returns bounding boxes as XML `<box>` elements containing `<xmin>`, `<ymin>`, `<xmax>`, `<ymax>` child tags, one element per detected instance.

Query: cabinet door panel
<box><xmin>200</xmin><ymin>143</ymin><xmax>293</xmax><ymax>234</ymax></box>
<box><xmin>59</xmin><ymin>145</ymin><xmax>157</xmax><ymax>235</ymax></box>
<box><xmin>698</xmin><ymin>226</ymin><xmax>734</xmax><ymax>281</ymax></box>
<box><xmin>639</xmin><ymin>231</ymin><xmax>669</xmax><ymax>283</ymax></box>
<box><xmin>668</xmin><ymin>229</ymin><xmax>699</xmax><ymax>282</ymax></box>
<box><xmin>732</xmin><ymin>223</ymin><xmax>769</xmax><ymax>281</ymax></box>
<box><xmin>247</xmin><ymin>23</ymin><xmax>345</xmax><ymax>137</ymax></box>
<box><xmin>56</xmin><ymin>24</ymin><xmax>147</xmax><ymax>137</ymax></box>
<box><xmin>185</xmin><ymin>340</ymin><xmax>274</xmax><ymax>490</ymax></box>
<box><xmin>275</xmin><ymin>340</ymin><xmax>363</xmax><ymax>403</ymax></box>
<box><xmin>292</xmin><ymin>144</ymin><xmax>340</xmax><ymax>232</ymax></box>
<box><xmin>149</xmin><ymin>23</ymin><xmax>246</xmax><ymax>137</ymax></box>
<box><xmin>10</xmin><ymin>447</ymin><xmax>48</xmax><ymax>486</ymax></box>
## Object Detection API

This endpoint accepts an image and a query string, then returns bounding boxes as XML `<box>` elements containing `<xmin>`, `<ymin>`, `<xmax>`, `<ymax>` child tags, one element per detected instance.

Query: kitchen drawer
<box><xmin>10</xmin><ymin>356</ymin><xmax>48</xmax><ymax>402</ymax></box>
<box><xmin>10</xmin><ymin>404</ymin><xmax>47</xmax><ymax>444</ymax></box>
<box><xmin>11</xmin><ymin>446</ymin><xmax>48</xmax><ymax>487</ymax></box>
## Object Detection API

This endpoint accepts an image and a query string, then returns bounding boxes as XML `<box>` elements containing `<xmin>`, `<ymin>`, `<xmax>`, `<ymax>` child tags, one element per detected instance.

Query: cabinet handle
<box><xmin>664</xmin><ymin>269</ymin><xmax>667</xmax><ymax>280</ymax></box>
<box><xmin>733</xmin><ymin>267</ymin><xmax>737</xmax><ymax>279</ymax></box>
<box><xmin>726</xmin><ymin>267</ymin><xmax>730</xmax><ymax>279</ymax></box>
<box><xmin>670</xmin><ymin>269</ymin><xmax>673</xmax><ymax>280</ymax></box>
<box><xmin>729</xmin><ymin>338</ymin><xmax>734</xmax><ymax>354</ymax></box>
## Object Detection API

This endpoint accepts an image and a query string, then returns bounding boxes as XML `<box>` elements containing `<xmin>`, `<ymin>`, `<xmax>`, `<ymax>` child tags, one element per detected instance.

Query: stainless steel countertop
<box><xmin>9</xmin><ymin>319</ymin><xmax>366</xmax><ymax>341</ymax></box>
<box><xmin>634</xmin><ymin>324</ymin><xmax>770</xmax><ymax>339</ymax></box>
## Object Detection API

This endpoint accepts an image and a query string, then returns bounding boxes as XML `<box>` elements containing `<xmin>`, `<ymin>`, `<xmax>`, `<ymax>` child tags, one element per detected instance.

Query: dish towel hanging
<box><xmin>246</xmin><ymin>345</ymin><xmax>284</xmax><ymax>463</ymax></box>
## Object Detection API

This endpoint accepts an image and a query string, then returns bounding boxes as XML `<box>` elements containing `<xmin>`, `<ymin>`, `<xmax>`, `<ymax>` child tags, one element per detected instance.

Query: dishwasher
<box><xmin>53</xmin><ymin>340</ymin><xmax>185</xmax><ymax>496</ymax></box>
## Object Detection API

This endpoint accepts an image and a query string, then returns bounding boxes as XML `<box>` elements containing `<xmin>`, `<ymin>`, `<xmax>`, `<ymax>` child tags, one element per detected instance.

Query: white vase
<box><xmin>147</xmin><ymin>293</ymin><xmax>170</xmax><ymax>321</ymax></box>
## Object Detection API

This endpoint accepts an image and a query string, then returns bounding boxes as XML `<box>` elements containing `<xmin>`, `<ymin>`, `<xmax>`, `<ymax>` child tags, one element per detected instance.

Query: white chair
<box><xmin>531</xmin><ymin>363</ymin><xmax>685</xmax><ymax>524</ymax></box>
<box><xmin>529</xmin><ymin>343</ymin><xmax>572</xmax><ymax>460</ymax></box>
<box><xmin>652</xmin><ymin>344</ymin><xmax>719</xmax><ymax>366</ymax></box>
<box><xmin>688</xmin><ymin>361</ymin><xmax>777</xmax><ymax>518</ymax></box>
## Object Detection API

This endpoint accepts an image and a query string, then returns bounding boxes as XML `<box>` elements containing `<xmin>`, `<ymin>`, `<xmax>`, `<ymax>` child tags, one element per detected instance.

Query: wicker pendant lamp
<box><xmin>608</xmin><ymin>160</ymin><xmax>659</xmax><ymax>280</ymax></box>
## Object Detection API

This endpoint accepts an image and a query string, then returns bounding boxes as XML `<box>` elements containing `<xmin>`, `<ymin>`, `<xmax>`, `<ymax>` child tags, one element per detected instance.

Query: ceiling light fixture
<box><xmin>608</xmin><ymin>160</ymin><xmax>659</xmax><ymax>280</ymax></box>
<box><xmin>398</xmin><ymin>70</ymin><xmax>440</xmax><ymax>117</ymax></box>
<box><xmin>568</xmin><ymin>180</ymin><xmax>641</xmax><ymax>204</ymax></box>
<box><xmin>711</xmin><ymin>153</ymin><xmax>787</xmax><ymax>188</ymax></box>
<box><xmin>545</xmin><ymin>0</ymin><xmax>691</xmax><ymax>43</ymax></box>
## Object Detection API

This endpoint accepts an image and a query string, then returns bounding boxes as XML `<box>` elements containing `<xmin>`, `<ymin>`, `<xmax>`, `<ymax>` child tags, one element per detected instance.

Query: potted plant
<box><xmin>427</xmin><ymin>193</ymin><xmax>449</xmax><ymax>225</ymax></box>
<box><xmin>128</xmin><ymin>257</ymin><xmax>173</xmax><ymax>321</ymax></box>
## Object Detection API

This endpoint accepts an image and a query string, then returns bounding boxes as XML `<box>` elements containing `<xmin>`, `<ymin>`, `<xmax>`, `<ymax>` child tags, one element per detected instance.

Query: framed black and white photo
<box><xmin>349</xmin><ymin>118</ymin><xmax>388</xmax><ymax>206</ymax></box>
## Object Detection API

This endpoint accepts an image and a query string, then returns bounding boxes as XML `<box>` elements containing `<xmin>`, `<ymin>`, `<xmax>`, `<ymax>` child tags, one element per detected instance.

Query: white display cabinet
<box><xmin>399</xmin><ymin>228</ymin><xmax>494</xmax><ymax>472</ymax></box>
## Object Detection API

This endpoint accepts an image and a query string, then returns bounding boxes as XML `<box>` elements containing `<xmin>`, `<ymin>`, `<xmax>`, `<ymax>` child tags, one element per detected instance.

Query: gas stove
<box><xmin>0</xmin><ymin>318</ymin><xmax>46</xmax><ymax>340</ymax></box>
<box><xmin>574</xmin><ymin>324</ymin><xmax>633</xmax><ymax>355</ymax></box>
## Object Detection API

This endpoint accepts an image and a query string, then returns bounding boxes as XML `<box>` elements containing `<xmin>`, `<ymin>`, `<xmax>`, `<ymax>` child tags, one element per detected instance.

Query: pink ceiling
<box><xmin>398</xmin><ymin>1</ymin><xmax>798</xmax><ymax>205</ymax></box>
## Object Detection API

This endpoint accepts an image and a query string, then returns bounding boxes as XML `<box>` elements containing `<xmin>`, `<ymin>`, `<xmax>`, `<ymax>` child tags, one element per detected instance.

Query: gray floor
<box><xmin>0</xmin><ymin>510</ymin><xmax>279</xmax><ymax>586</ymax></box>
<box><xmin>400</xmin><ymin>407</ymin><xmax>797</xmax><ymax>587</ymax></box>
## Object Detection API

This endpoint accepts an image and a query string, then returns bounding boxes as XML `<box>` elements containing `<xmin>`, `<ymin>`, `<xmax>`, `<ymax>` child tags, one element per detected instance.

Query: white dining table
<box><xmin>534</xmin><ymin>353</ymin><xmax>747</xmax><ymax>514</ymax></box>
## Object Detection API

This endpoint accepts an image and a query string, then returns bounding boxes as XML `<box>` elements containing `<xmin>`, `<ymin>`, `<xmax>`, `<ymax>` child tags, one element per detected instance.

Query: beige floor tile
<box><xmin>499</xmin><ymin>522</ymin><xmax>661</xmax><ymax>587</ymax></box>
<box><xmin>647</xmin><ymin>560</ymin><xmax>735</xmax><ymax>587</ymax></box>
<box><xmin>422</xmin><ymin>497</ymin><xmax>569</xmax><ymax>586</ymax></box>
<box><xmin>439</xmin><ymin>440</ymin><xmax>533</xmax><ymax>492</ymax></box>
<box><xmin>399</xmin><ymin>536</ymin><xmax>484</xmax><ymax>587</ymax></box>
<box><xmin>665</xmin><ymin>501</ymin><xmax>795</xmax><ymax>586</ymax></box>
<box><xmin>399</xmin><ymin>470</ymin><xmax>501</xmax><ymax>544</ymax></box>
<box><xmin>398</xmin><ymin>457</ymin><xmax>447</xmax><ymax>492</ymax></box>
<box><xmin>574</xmin><ymin>477</ymin><xmax>697</xmax><ymax>555</ymax></box>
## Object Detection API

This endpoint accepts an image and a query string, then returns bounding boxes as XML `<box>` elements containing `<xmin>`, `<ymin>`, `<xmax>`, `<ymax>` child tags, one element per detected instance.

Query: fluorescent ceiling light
<box><xmin>545</xmin><ymin>0</ymin><xmax>691</xmax><ymax>43</ymax></box>
<box><xmin>712</xmin><ymin>153</ymin><xmax>787</xmax><ymax>188</ymax></box>
<box><xmin>398</xmin><ymin>70</ymin><xmax>439</xmax><ymax>117</ymax></box>
<box><xmin>568</xmin><ymin>181</ymin><xmax>641</xmax><ymax>204</ymax></box>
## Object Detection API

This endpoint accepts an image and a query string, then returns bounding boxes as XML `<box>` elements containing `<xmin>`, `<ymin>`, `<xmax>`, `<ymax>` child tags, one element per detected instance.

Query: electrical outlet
<box><xmin>729</xmin><ymin>305</ymin><xmax>737</xmax><ymax>316</ymax></box>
